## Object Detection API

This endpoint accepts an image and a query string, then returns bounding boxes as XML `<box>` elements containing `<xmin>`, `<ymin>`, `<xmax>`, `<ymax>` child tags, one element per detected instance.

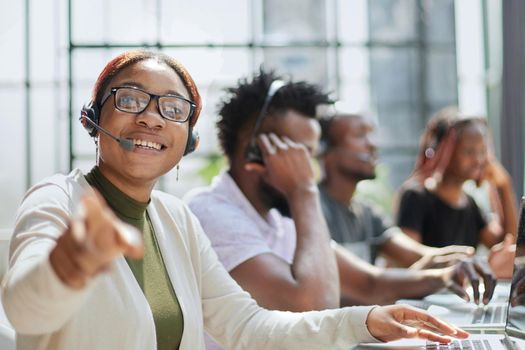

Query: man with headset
<box><xmin>317</xmin><ymin>110</ymin><xmax>516</xmax><ymax>278</ymax></box>
<box><xmin>316</xmin><ymin>110</ymin><xmax>476</xmax><ymax>267</ymax></box>
<box><xmin>185</xmin><ymin>70</ymin><xmax>496</xmax><ymax>349</ymax></box>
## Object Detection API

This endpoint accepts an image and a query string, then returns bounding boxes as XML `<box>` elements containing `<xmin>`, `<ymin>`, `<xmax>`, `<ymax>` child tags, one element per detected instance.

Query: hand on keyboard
<box><xmin>443</xmin><ymin>257</ymin><xmax>497</xmax><ymax>305</ymax></box>
<box><xmin>366</xmin><ymin>304</ymin><xmax>469</xmax><ymax>343</ymax></box>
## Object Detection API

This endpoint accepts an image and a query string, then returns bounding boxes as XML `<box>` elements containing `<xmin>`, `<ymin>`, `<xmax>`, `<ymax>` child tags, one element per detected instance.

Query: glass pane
<box><xmin>337</xmin><ymin>0</ymin><xmax>368</xmax><ymax>44</ymax></box>
<box><xmin>55</xmin><ymin>80</ymin><xmax>71</xmax><ymax>172</ymax></box>
<box><xmin>426</xmin><ymin>49</ymin><xmax>458</xmax><ymax>105</ymax></box>
<box><xmin>337</xmin><ymin>82</ymin><xmax>371</xmax><ymax>112</ymax></box>
<box><xmin>375</xmin><ymin>105</ymin><xmax>422</xmax><ymax>146</ymax></box>
<box><xmin>422</xmin><ymin>0</ymin><xmax>455</xmax><ymax>44</ymax></box>
<box><xmin>261</xmin><ymin>47</ymin><xmax>329</xmax><ymax>87</ymax></box>
<box><xmin>377</xmin><ymin>152</ymin><xmax>417</xmax><ymax>189</ymax></box>
<box><xmin>163</xmin><ymin>48</ymin><xmax>251</xmax><ymax>88</ymax></box>
<box><xmin>73</xmin><ymin>49</ymin><xmax>117</xmax><ymax>87</ymax></box>
<box><xmin>370</xmin><ymin>48</ymin><xmax>420</xmax><ymax>104</ymax></box>
<box><xmin>73</xmin><ymin>0</ymin><xmax>157</xmax><ymax>43</ymax></box>
<box><xmin>0</xmin><ymin>0</ymin><xmax>24</xmax><ymax>82</ymax></box>
<box><xmin>369</xmin><ymin>0</ymin><xmax>417</xmax><ymax>42</ymax></box>
<box><xmin>263</xmin><ymin>0</ymin><xmax>327</xmax><ymax>42</ymax></box>
<box><xmin>72</xmin><ymin>0</ymin><xmax>106</xmax><ymax>43</ymax></box>
<box><xmin>458</xmin><ymin>81</ymin><xmax>487</xmax><ymax>115</ymax></box>
<box><xmin>30</xmin><ymin>0</ymin><xmax>60</xmax><ymax>82</ymax></box>
<box><xmin>339</xmin><ymin>47</ymin><xmax>369</xmax><ymax>81</ymax></box>
<box><xmin>338</xmin><ymin>47</ymin><xmax>370</xmax><ymax>109</ymax></box>
<box><xmin>0</xmin><ymin>89</ymin><xmax>26</xmax><ymax>228</ymax></box>
<box><xmin>161</xmin><ymin>0</ymin><xmax>250</xmax><ymax>43</ymax></box>
<box><xmin>31</xmin><ymin>88</ymin><xmax>63</xmax><ymax>181</ymax></box>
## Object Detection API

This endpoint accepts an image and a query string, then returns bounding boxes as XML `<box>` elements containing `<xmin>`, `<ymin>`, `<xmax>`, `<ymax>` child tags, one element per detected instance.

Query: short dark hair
<box><xmin>216</xmin><ymin>69</ymin><xmax>332</xmax><ymax>159</ymax></box>
<box><xmin>318</xmin><ymin>113</ymin><xmax>362</xmax><ymax>156</ymax></box>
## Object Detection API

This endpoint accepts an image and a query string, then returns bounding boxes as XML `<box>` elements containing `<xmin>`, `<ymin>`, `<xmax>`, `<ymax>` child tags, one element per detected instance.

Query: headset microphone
<box><xmin>351</xmin><ymin>152</ymin><xmax>374</xmax><ymax>162</ymax></box>
<box><xmin>80</xmin><ymin>115</ymin><xmax>135</xmax><ymax>151</ymax></box>
<box><xmin>339</xmin><ymin>151</ymin><xmax>375</xmax><ymax>162</ymax></box>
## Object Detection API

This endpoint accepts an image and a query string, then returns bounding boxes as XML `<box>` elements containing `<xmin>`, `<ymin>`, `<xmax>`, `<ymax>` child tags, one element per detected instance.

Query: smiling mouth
<box><xmin>132</xmin><ymin>139</ymin><xmax>165</xmax><ymax>151</ymax></box>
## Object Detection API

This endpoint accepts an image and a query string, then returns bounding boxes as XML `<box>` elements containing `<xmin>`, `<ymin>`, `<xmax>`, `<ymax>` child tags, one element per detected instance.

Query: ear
<box><xmin>244</xmin><ymin>162</ymin><xmax>265</xmax><ymax>174</ymax></box>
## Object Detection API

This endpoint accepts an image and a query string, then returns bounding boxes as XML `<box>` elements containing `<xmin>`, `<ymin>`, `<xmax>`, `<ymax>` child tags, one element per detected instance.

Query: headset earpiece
<box><xmin>244</xmin><ymin>79</ymin><xmax>285</xmax><ymax>164</ymax></box>
<box><xmin>245</xmin><ymin>143</ymin><xmax>264</xmax><ymax>164</ymax></box>
<box><xmin>184</xmin><ymin>128</ymin><xmax>199</xmax><ymax>156</ymax></box>
<box><xmin>80</xmin><ymin>101</ymin><xmax>100</xmax><ymax>137</ymax></box>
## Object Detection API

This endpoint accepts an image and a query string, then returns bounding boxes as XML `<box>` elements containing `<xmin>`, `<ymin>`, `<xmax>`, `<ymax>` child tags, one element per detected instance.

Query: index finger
<box><xmin>473</xmin><ymin>259</ymin><xmax>497</xmax><ymax>304</ymax></box>
<box><xmin>256</xmin><ymin>133</ymin><xmax>276</xmax><ymax>157</ymax></box>
<box><xmin>461</xmin><ymin>261</ymin><xmax>481</xmax><ymax>304</ymax></box>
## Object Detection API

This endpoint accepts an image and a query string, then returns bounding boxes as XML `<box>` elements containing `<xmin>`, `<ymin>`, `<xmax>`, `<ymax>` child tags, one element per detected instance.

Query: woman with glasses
<box><xmin>2</xmin><ymin>50</ymin><xmax>468</xmax><ymax>350</ymax></box>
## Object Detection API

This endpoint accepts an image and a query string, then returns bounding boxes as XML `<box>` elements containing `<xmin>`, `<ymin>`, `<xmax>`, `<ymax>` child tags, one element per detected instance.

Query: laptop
<box><xmin>396</xmin><ymin>284</ymin><xmax>511</xmax><ymax>331</ymax></box>
<box><xmin>425</xmin><ymin>298</ymin><xmax>508</xmax><ymax>331</ymax></box>
<box><xmin>356</xmin><ymin>198</ymin><xmax>525</xmax><ymax>349</ymax></box>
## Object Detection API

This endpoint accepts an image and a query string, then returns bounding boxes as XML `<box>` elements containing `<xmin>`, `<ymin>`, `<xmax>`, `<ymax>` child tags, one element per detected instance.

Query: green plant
<box><xmin>198</xmin><ymin>153</ymin><xmax>227</xmax><ymax>184</ymax></box>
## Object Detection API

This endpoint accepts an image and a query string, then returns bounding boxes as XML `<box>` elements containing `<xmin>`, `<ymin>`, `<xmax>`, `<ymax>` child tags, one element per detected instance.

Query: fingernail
<box><xmin>71</xmin><ymin>202</ymin><xmax>87</xmax><ymax>244</ymax></box>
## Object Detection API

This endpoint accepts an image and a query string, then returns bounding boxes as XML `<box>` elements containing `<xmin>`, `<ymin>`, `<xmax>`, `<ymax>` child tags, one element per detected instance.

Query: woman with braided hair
<box><xmin>396</xmin><ymin>107</ymin><xmax>517</xmax><ymax>275</ymax></box>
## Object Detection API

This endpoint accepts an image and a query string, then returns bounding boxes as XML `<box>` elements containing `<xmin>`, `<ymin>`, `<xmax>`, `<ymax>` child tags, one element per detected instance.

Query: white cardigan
<box><xmin>1</xmin><ymin>169</ymin><xmax>378</xmax><ymax>350</ymax></box>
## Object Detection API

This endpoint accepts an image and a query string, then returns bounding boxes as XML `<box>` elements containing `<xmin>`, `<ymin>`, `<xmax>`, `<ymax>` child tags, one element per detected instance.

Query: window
<box><xmin>0</xmin><ymin>0</ymin><xmax>496</xmax><ymax>228</ymax></box>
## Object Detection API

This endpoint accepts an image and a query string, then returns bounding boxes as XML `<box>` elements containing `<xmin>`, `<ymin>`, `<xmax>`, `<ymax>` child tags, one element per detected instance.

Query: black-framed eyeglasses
<box><xmin>100</xmin><ymin>86</ymin><xmax>196</xmax><ymax>123</ymax></box>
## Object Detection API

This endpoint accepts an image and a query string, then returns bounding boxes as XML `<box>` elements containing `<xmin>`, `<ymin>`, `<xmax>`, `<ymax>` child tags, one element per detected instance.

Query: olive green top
<box><xmin>85</xmin><ymin>166</ymin><xmax>184</xmax><ymax>350</ymax></box>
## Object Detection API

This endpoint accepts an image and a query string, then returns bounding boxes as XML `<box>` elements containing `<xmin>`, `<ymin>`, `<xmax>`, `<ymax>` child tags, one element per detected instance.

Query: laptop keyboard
<box><xmin>426</xmin><ymin>339</ymin><xmax>493</xmax><ymax>350</ymax></box>
<box><xmin>472</xmin><ymin>305</ymin><xmax>505</xmax><ymax>324</ymax></box>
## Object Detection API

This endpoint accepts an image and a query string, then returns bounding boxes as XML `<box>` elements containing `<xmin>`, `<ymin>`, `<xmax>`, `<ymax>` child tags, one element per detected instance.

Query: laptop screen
<box><xmin>505</xmin><ymin>197</ymin><xmax>525</xmax><ymax>338</ymax></box>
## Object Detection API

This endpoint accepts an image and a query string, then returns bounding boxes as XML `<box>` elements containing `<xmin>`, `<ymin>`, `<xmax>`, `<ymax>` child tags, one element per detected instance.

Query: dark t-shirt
<box><xmin>396</xmin><ymin>185</ymin><xmax>488</xmax><ymax>248</ymax></box>
<box><xmin>319</xmin><ymin>186</ymin><xmax>394</xmax><ymax>263</ymax></box>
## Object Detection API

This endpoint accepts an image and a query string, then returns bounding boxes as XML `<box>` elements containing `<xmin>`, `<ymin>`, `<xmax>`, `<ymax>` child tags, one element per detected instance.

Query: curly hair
<box><xmin>216</xmin><ymin>69</ymin><xmax>332</xmax><ymax>159</ymax></box>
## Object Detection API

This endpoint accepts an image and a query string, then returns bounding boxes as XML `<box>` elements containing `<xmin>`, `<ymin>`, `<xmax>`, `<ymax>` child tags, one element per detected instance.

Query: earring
<box><xmin>176</xmin><ymin>164</ymin><xmax>180</xmax><ymax>181</ymax></box>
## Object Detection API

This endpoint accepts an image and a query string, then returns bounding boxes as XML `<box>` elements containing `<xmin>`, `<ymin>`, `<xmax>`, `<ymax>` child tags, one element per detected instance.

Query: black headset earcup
<box><xmin>244</xmin><ymin>143</ymin><xmax>264</xmax><ymax>164</ymax></box>
<box><xmin>80</xmin><ymin>102</ymin><xmax>100</xmax><ymax>137</ymax></box>
<box><xmin>183</xmin><ymin>129</ymin><xmax>199</xmax><ymax>156</ymax></box>
<box><xmin>317</xmin><ymin>138</ymin><xmax>328</xmax><ymax>157</ymax></box>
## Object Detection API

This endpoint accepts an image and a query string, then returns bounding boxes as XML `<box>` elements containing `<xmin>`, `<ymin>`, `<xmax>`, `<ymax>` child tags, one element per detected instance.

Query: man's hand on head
<box><xmin>245</xmin><ymin>133</ymin><xmax>317</xmax><ymax>200</ymax></box>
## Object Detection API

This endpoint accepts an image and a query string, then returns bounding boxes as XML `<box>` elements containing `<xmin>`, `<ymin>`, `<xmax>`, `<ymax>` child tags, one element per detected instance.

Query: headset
<box><xmin>80</xmin><ymin>100</ymin><xmax>199</xmax><ymax>155</ymax></box>
<box><xmin>244</xmin><ymin>79</ymin><xmax>286</xmax><ymax>164</ymax></box>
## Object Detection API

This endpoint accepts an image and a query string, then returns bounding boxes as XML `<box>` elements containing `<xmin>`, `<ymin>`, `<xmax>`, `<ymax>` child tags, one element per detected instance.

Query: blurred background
<box><xmin>1</xmin><ymin>0</ymin><xmax>524</xmax><ymax>232</ymax></box>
